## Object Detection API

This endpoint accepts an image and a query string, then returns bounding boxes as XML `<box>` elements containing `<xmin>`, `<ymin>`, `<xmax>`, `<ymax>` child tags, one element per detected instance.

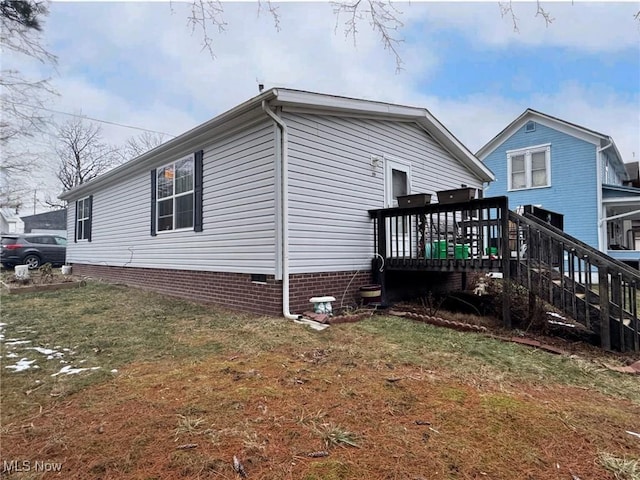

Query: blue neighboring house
<box><xmin>477</xmin><ymin>109</ymin><xmax>640</xmax><ymax>268</ymax></box>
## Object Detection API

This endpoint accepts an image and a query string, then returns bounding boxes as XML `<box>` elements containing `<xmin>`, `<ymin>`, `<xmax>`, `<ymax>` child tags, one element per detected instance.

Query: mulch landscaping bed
<box><xmin>1</xmin><ymin>272</ymin><xmax>85</xmax><ymax>295</ymax></box>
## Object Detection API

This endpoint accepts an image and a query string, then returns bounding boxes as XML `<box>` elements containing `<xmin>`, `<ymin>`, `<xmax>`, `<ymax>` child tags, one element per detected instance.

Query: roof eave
<box><xmin>417</xmin><ymin>113</ymin><xmax>495</xmax><ymax>183</ymax></box>
<box><xmin>60</xmin><ymin>88</ymin><xmax>495</xmax><ymax>200</ymax></box>
<box><xmin>59</xmin><ymin>89</ymin><xmax>278</xmax><ymax>201</ymax></box>
<box><xmin>476</xmin><ymin>108</ymin><xmax>611</xmax><ymax>161</ymax></box>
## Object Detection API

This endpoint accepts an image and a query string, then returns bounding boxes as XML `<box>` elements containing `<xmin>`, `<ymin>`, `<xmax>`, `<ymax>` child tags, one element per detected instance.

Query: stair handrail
<box><xmin>508</xmin><ymin>210</ymin><xmax>640</xmax><ymax>282</ymax></box>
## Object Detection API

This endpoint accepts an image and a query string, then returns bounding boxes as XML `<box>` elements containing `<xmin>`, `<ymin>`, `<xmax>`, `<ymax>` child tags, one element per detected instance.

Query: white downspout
<box><xmin>596</xmin><ymin>141</ymin><xmax>613</xmax><ymax>252</ymax></box>
<box><xmin>262</xmin><ymin>99</ymin><xmax>301</xmax><ymax>320</ymax></box>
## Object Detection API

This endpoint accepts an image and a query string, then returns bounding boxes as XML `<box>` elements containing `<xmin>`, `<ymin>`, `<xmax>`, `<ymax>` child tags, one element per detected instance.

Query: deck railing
<box><xmin>369</xmin><ymin>196</ymin><xmax>511</xmax><ymax>271</ymax></box>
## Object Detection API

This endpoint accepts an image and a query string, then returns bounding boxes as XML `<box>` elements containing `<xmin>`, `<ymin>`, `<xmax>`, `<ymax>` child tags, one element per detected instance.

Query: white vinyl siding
<box><xmin>283</xmin><ymin>112</ymin><xmax>482</xmax><ymax>273</ymax></box>
<box><xmin>66</xmin><ymin>120</ymin><xmax>277</xmax><ymax>274</ymax></box>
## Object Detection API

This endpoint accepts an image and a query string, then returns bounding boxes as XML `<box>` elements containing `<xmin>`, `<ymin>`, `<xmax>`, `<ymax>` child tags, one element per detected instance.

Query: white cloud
<box><xmin>406</xmin><ymin>2</ymin><xmax>640</xmax><ymax>53</ymax></box>
<box><xmin>5</xmin><ymin>2</ymin><xmax>638</xmax><ymax>213</ymax></box>
<box><xmin>423</xmin><ymin>84</ymin><xmax>640</xmax><ymax>163</ymax></box>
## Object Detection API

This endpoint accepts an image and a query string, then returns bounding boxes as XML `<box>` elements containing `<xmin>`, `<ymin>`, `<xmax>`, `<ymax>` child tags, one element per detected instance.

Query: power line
<box><xmin>12</xmin><ymin>102</ymin><xmax>178</xmax><ymax>137</ymax></box>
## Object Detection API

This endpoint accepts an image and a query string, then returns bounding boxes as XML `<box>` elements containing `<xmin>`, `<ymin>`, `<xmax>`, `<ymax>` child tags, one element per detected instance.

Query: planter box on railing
<box><xmin>436</xmin><ymin>187</ymin><xmax>476</xmax><ymax>204</ymax></box>
<box><xmin>397</xmin><ymin>193</ymin><xmax>431</xmax><ymax>207</ymax></box>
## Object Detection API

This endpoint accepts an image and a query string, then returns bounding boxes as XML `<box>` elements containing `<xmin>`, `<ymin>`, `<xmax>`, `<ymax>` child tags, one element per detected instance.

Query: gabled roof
<box><xmin>60</xmin><ymin>88</ymin><xmax>494</xmax><ymax>200</ymax></box>
<box><xmin>1</xmin><ymin>208</ymin><xmax>21</xmax><ymax>221</ymax></box>
<box><xmin>476</xmin><ymin>108</ymin><xmax>627</xmax><ymax>179</ymax></box>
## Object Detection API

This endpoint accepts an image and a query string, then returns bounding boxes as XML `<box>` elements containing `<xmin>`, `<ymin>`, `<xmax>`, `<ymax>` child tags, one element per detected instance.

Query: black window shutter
<box><xmin>74</xmin><ymin>200</ymin><xmax>79</xmax><ymax>243</ymax></box>
<box><xmin>150</xmin><ymin>169</ymin><xmax>157</xmax><ymax>236</ymax></box>
<box><xmin>194</xmin><ymin>150</ymin><xmax>204</xmax><ymax>232</ymax></box>
<box><xmin>86</xmin><ymin>195</ymin><xmax>93</xmax><ymax>242</ymax></box>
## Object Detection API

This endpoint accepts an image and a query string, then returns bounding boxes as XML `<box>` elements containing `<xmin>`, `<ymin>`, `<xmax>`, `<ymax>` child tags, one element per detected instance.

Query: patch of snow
<box><xmin>4</xmin><ymin>339</ymin><xmax>31</xmax><ymax>346</ymax></box>
<box><xmin>6</xmin><ymin>352</ymin><xmax>18</xmax><ymax>358</ymax></box>
<box><xmin>627</xmin><ymin>431</ymin><xmax>640</xmax><ymax>439</ymax></box>
<box><xmin>0</xmin><ymin>322</ymin><xmax>7</xmax><ymax>327</ymax></box>
<box><xmin>546</xmin><ymin>312</ymin><xmax>575</xmax><ymax>328</ymax></box>
<box><xmin>548</xmin><ymin>320</ymin><xmax>576</xmax><ymax>328</ymax></box>
<box><xmin>51</xmin><ymin>365</ymin><xmax>100</xmax><ymax>377</ymax></box>
<box><xmin>110</xmin><ymin>369</ymin><xmax>118</xmax><ymax>374</ymax></box>
<box><xmin>28</xmin><ymin>347</ymin><xmax>65</xmax><ymax>358</ymax></box>
<box><xmin>5</xmin><ymin>358</ymin><xmax>37</xmax><ymax>372</ymax></box>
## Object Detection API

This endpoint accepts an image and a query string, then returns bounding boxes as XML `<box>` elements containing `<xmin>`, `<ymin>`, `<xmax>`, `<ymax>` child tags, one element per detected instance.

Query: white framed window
<box><xmin>76</xmin><ymin>196</ymin><xmax>92</xmax><ymax>241</ymax></box>
<box><xmin>156</xmin><ymin>155</ymin><xmax>194</xmax><ymax>231</ymax></box>
<box><xmin>507</xmin><ymin>144</ymin><xmax>551</xmax><ymax>191</ymax></box>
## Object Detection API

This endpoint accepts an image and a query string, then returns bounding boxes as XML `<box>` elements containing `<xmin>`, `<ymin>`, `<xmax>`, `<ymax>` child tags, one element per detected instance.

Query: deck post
<box><xmin>501</xmin><ymin>200</ymin><xmax>512</xmax><ymax>328</ymax></box>
<box><xmin>598</xmin><ymin>267</ymin><xmax>611</xmax><ymax>351</ymax></box>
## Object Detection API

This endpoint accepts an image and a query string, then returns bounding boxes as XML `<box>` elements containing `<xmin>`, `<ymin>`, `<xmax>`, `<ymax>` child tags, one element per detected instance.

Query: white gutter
<box><xmin>262</xmin><ymin>98</ymin><xmax>301</xmax><ymax>321</ymax></box>
<box><xmin>596</xmin><ymin>141</ymin><xmax>613</xmax><ymax>251</ymax></box>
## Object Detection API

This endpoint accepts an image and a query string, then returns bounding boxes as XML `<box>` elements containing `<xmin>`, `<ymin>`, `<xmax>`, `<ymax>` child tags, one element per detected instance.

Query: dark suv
<box><xmin>1</xmin><ymin>234</ymin><xmax>67</xmax><ymax>269</ymax></box>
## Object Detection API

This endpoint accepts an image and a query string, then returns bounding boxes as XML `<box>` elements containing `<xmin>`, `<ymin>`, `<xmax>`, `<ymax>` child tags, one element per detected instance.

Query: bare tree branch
<box><xmin>534</xmin><ymin>0</ymin><xmax>554</xmax><ymax>27</ymax></box>
<box><xmin>0</xmin><ymin>0</ymin><xmax>57</xmax><ymax>64</ymax></box>
<box><xmin>187</xmin><ymin>0</ymin><xmax>227</xmax><ymax>58</ymax></box>
<box><xmin>122</xmin><ymin>131</ymin><xmax>166</xmax><ymax>161</ymax></box>
<box><xmin>0</xmin><ymin>70</ymin><xmax>56</xmax><ymax>144</ymax></box>
<box><xmin>52</xmin><ymin>118</ymin><xmax>123</xmax><ymax>191</ymax></box>
<box><xmin>498</xmin><ymin>1</ymin><xmax>520</xmax><ymax>33</ymax></box>
<box><xmin>332</xmin><ymin>0</ymin><xmax>404</xmax><ymax>72</ymax></box>
<box><xmin>500</xmin><ymin>0</ymin><xmax>555</xmax><ymax>32</ymax></box>
<box><xmin>257</xmin><ymin>0</ymin><xmax>280</xmax><ymax>32</ymax></box>
<box><xmin>1</xmin><ymin>1</ymin><xmax>58</xmax><ymax>209</ymax></box>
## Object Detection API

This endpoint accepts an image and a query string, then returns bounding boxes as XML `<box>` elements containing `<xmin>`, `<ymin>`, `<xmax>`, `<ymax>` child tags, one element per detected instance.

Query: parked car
<box><xmin>1</xmin><ymin>234</ymin><xmax>67</xmax><ymax>269</ymax></box>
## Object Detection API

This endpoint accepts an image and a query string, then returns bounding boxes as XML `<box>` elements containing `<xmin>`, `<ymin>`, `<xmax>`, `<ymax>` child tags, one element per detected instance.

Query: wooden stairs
<box><xmin>508</xmin><ymin>210</ymin><xmax>640</xmax><ymax>352</ymax></box>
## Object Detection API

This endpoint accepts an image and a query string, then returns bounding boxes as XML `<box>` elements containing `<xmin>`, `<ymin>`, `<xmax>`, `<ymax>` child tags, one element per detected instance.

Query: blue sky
<box><xmin>416</xmin><ymin>32</ymin><xmax>638</xmax><ymax>100</ymax></box>
<box><xmin>7</xmin><ymin>1</ymin><xmax>640</xmax><ymax>210</ymax></box>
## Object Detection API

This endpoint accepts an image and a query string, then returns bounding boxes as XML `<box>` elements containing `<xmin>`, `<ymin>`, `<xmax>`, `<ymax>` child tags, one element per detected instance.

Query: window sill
<box><xmin>508</xmin><ymin>185</ymin><xmax>552</xmax><ymax>192</ymax></box>
<box><xmin>155</xmin><ymin>227</ymin><xmax>194</xmax><ymax>235</ymax></box>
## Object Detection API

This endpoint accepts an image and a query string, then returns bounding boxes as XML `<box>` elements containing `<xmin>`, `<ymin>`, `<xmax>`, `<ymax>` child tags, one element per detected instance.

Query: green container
<box><xmin>426</xmin><ymin>240</ymin><xmax>448</xmax><ymax>259</ymax></box>
<box><xmin>455</xmin><ymin>244</ymin><xmax>470</xmax><ymax>260</ymax></box>
<box><xmin>485</xmin><ymin>247</ymin><xmax>498</xmax><ymax>256</ymax></box>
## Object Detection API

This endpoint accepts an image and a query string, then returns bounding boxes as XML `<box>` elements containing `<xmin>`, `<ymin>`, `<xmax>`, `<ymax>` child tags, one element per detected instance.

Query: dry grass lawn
<box><xmin>1</xmin><ymin>282</ymin><xmax>639</xmax><ymax>479</ymax></box>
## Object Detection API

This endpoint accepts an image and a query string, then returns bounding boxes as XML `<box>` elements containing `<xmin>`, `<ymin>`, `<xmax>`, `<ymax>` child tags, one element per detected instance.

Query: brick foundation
<box><xmin>72</xmin><ymin>264</ymin><xmax>374</xmax><ymax>316</ymax></box>
<box><xmin>288</xmin><ymin>270</ymin><xmax>374</xmax><ymax>313</ymax></box>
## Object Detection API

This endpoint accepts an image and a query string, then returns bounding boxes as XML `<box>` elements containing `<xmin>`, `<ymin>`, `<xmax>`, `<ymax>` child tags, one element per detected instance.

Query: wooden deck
<box><xmin>369</xmin><ymin>196</ymin><xmax>640</xmax><ymax>352</ymax></box>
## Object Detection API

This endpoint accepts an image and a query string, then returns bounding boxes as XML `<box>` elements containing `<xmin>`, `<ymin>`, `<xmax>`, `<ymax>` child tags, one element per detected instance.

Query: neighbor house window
<box><xmin>75</xmin><ymin>196</ymin><xmax>92</xmax><ymax>242</ymax></box>
<box><xmin>507</xmin><ymin>144</ymin><xmax>551</xmax><ymax>190</ymax></box>
<box><xmin>150</xmin><ymin>150</ymin><xmax>203</xmax><ymax>235</ymax></box>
